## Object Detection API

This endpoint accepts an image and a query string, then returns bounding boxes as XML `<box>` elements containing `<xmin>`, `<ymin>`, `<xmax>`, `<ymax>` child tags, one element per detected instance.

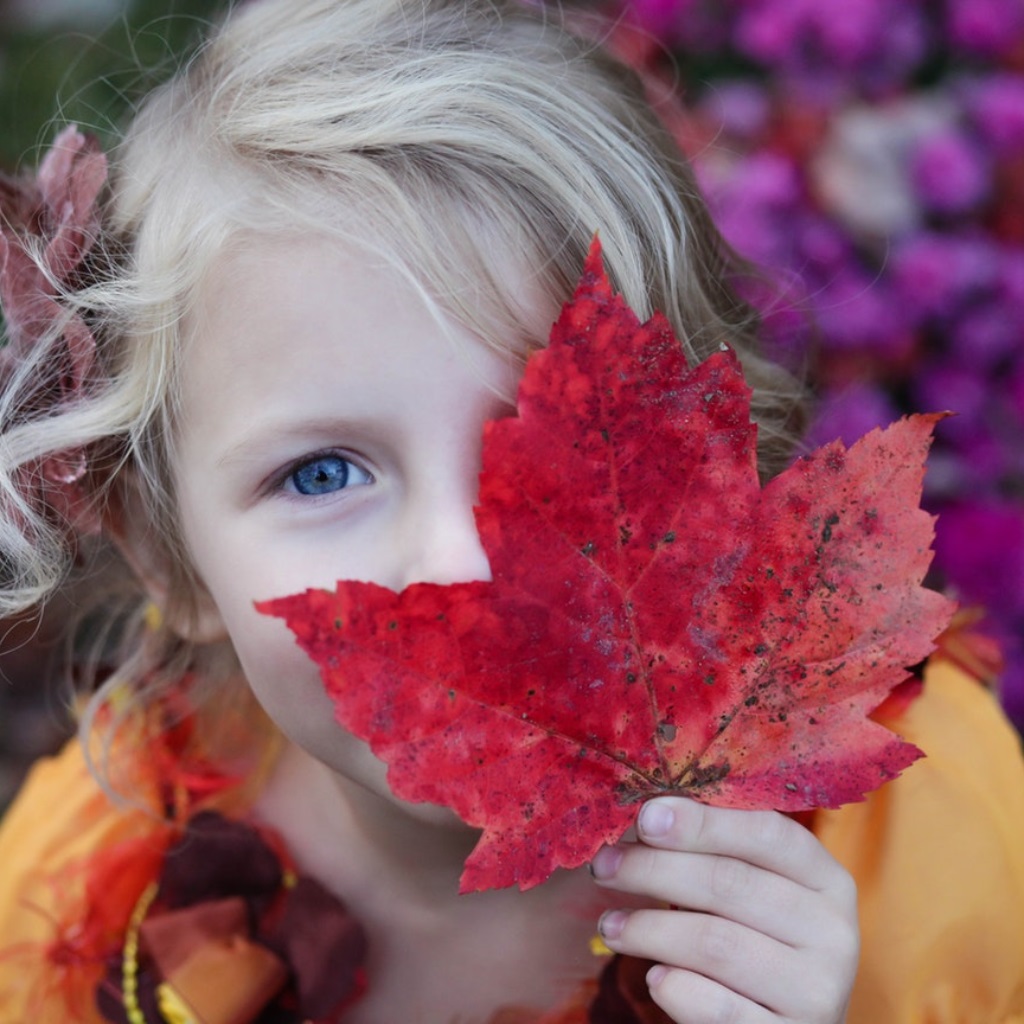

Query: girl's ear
<box><xmin>104</xmin><ymin>472</ymin><xmax>230</xmax><ymax>645</ymax></box>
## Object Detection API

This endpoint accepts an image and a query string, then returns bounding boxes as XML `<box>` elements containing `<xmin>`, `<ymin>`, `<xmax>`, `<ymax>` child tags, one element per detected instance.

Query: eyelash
<box><xmin>274</xmin><ymin>450</ymin><xmax>374</xmax><ymax>499</ymax></box>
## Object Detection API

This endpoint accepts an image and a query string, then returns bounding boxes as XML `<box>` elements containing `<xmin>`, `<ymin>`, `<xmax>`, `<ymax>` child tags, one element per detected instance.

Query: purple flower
<box><xmin>731</xmin><ymin>0</ymin><xmax>928</xmax><ymax>96</ymax></box>
<box><xmin>934</xmin><ymin>501</ymin><xmax>1024</xmax><ymax>619</ymax></box>
<box><xmin>997</xmin><ymin>245</ymin><xmax>1024</xmax><ymax>318</ymax></box>
<box><xmin>624</xmin><ymin>0</ymin><xmax>692</xmax><ymax>39</ymax></box>
<box><xmin>1008</xmin><ymin>358</ymin><xmax>1024</xmax><ymax>425</ymax></box>
<box><xmin>813</xmin><ymin>270</ymin><xmax>912</xmax><ymax>355</ymax></box>
<box><xmin>702</xmin><ymin>151</ymin><xmax>805</xmax><ymax>265</ymax></box>
<box><xmin>696</xmin><ymin>80</ymin><xmax>772</xmax><ymax>141</ymax></box>
<box><xmin>890</xmin><ymin>232</ymin><xmax>999</xmax><ymax>321</ymax></box>
<box><xmin>946</xmin><ymin>0</ymin><xmax>1024</xmax><ymax>57</ymax></box>
<box><xmin>950</xmin><ymin>301</ymin><xmax>1020</xmax><ymax>368</ymax></box>
<box><xmin>796</xmin><ymin>217</ymin><xmax>850</xmax><ymax>273</ymax></box>
<box><xmin>803</xmin><ymin>382</ymin><xmax>900</xmax><ymax>449</ymax></box>
<box><xmin>912</xmin><ymin>359</ymin><xmax>989</xmax><ymax>433</ymax></box>
<box><xmin>942</xmin><ymin>425</ymin><xmax>1012</xmax><ymax>486</ymax></box>
<box><xmin>734</xmin><ymin>271</ymin><xmax>813</xmax><ymax>366</ymax></box>
<box><xmin>996</xmin><ymin>657</ymin><xmax>1024</xmax><ymax>733</ymax></box>
<box><xmin>910</xmin><ymin>128</ymin><xmax>991</xmax><ymax>216</ymax></box>
<box><xmin>624</xmin><ymin>0</ymin><xmax>736</xmax><ymax>50</ymax></box>
<box><xmin>964</xmin><ymin>73</ymin><xmax>1024</xmax><ymax>156</ymax></box>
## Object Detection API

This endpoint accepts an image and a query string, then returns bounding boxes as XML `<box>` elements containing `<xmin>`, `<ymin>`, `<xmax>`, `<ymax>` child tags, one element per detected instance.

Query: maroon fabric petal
<box><xmin>38</xmin><ymin>126</ymin><xmax>106</xmax><ymax>283</ymax></box>
<box><xmin>0</xmin><ymin>125</ymin><xmax>106</xmax><ymax>533</ymax></box>
<box><xmin>588</xmin><ymin>957</ymin><xmax>672</xmax><ymax>1024</ymax></box>
<box><xmin>265</xmin><ymin>876</ymin><xmax>368</xmax><ymax>1019</ymax></box>
<box><xmin>160</xmin><ymin>811</ymin><xmax>283</xmax><ymax>909</ymax></box>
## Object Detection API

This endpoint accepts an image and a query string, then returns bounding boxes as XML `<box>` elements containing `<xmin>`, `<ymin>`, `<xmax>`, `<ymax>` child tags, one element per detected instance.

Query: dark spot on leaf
<box><xmin>626</xmin><ymin>672</ymin><xmax>637</xmax><ymax>683</ymax></box>
<box><xmin>334</xmin><ymin>619</ymin><xmax>342</xmax><ymax>630</ymax></box>
<box><xmin>684</xmin><ymin>760</ymin><xmax>730</xmax><ymax>789</ymax></box>
<box><xmin>704</xmin><ymin>674</ymin><xmax>715</xmax><ymax>685</ymax></box>
<box><xmin>657</xmin><ymin>721</ymin><xmax>676</xmax><ymax>741</ymax></box>
<box><xmin>754</xmin><ymin>643</ymin><xmax>768</xmax><ymax>655</ymax></box>
<box><xmin>745</xmin><ymin>695</ymin><xmax>759</xmax><ymax>707</ymax></box>
<box><xmin>785</xmin><ymin>782</ymin><xmax>798</xmax><ymax>792</ymax></box>
<box><xmin>822</xmin><ymin>512</ymin><xmax>840</xmax><ymax>543</ymax></box>
<box><xmin>581</xmin><ymin>541</ymin><xmax>596</xmax><ymax>556</ymax></box>
<box><xmin>388</xmin><ymin>620</ymin><xmax>398</xmax><ymax>630</ymax></box>
<box><xmin>600</xmin><ymin>428</ymin><xmax>610</xmax><ymax>443</ymax></box>
<box><xmin>663</xmin><ymin>531</ymin><xmax>676</xmax><ymax>543</ymax></box>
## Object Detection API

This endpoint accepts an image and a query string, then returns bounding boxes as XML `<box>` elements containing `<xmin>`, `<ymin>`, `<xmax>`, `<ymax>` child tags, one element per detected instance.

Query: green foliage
<box><xmin>0</xmin><ymin>0</ymin><xmax>230</xmax><ymax>170</ymax></box>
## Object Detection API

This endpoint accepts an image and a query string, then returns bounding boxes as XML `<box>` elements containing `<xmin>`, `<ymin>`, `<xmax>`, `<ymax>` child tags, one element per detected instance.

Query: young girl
<box><xmin>1</xmin><ymin>1</ymin><xmax>1023</xmax><ymax>1022</ymax></box>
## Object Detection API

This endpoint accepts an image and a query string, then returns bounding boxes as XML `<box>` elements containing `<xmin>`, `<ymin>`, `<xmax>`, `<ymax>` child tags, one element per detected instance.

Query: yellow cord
<box><xmin>122</xmin><ymin>881</ymin><xmax>160</xmax><ymax>1024</ymax></box>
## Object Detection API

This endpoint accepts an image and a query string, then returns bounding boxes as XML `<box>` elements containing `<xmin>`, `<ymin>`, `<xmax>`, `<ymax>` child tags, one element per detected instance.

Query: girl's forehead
<box><xmin>172</xmin><ymin>232</ymin><xmax>525</xmax><ymax>458</ymax></box>
<box><xmin>196</xmin><ymin>225</ymin><xmax>560</xmax><ymax>359</ymax></box>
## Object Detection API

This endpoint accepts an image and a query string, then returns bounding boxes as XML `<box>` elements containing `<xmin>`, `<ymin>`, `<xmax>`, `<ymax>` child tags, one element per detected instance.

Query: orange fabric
<box><xmin>1</xmin><ymin>662</ymin><xmax>1022</xmax><ymax>1023</ymax></box>
<box><xmin>0</xmin><ymin>737</ymin><xmax>169</xmax><ymax>1024</ymax></box>
<box><xmin>815</xmin><ymin>660</ymin><xmax>1024</xmax><ymax>1024</ymax></box>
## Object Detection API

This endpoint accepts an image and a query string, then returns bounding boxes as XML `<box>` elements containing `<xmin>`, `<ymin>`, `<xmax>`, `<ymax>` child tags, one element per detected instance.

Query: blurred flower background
<box><xmin>599</xmin><ymin>0</ymin><xmax>1024</xmax><ymax>732</ymax></box>
<box><xmin>1</xmin><ymin>0</ymin><xmax>1021</xmax><ymax>808</ymax></box>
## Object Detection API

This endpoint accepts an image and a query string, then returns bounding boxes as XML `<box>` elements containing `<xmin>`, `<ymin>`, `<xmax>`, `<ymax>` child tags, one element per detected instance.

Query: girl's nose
<box><xmin>396</xmin><ymin>495</ymin><xmax>492</xmax><ymax>590</ymax></box>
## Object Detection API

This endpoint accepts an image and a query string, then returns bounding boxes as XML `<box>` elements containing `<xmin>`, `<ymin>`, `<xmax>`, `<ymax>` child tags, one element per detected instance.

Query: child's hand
<box><xmin>590</xmin><ymin>798</ymin><xmax>858</xmax><ymax>1024</ymax></box>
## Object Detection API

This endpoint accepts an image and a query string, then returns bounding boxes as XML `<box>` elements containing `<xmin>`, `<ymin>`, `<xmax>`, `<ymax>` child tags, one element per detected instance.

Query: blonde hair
<box><xmin>1</xmin><ymin>0</ymin><xmax>805</xmax><ymax>735</ymax></box>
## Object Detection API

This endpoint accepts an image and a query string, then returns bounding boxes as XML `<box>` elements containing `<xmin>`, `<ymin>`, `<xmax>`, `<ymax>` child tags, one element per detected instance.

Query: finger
<box><xmin>634</xmin><ymin>797</ymin><xmax>856</xmax><ymax>898</ymax></box>
<box><xmin>644</xmin><ymin>965</ymin><xmax>778</xmax><ymax>1024</ymax></box>
<box><xmin>598</xmin><ymin>906</ymin><xmax>795</xmax><ymax>1012</ymax></box>
<box><xmin>592</xmin><ymin>844</ymin><xmax>828</xmax><ymax>946</ymax></box>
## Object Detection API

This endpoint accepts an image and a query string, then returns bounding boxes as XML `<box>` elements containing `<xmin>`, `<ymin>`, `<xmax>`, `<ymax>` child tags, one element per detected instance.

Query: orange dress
<box><xmin>1</xmin><ymin>658</ymin><xmax>1023</xmax><ymax>1023</ymax></box>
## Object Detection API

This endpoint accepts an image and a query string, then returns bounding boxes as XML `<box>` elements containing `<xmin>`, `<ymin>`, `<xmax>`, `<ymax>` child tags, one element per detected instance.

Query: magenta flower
<box><xmin>890</xmin><ymin>233</ymin><xmax>998</xmax><ymax>321</ymax></box>
<box><xmin>910</xmin><ymin>128</ymin><xmax>991</xmax><ymax>216</ymax></box>
<box><xmin>626</xmin><ymin>0</ymin><xmax>693</xmax><ymax>38</ymax></box>
<box><xmin>813</xmin><ymin>270</ymin><xmax>912</xmax><ymax>355</ymax></box>
<box><xmin>946</xmin><ymin>0</ymin><xmax>1024</xmax><ymax>57</ymax></box>
<box><xmin>951</xmin><ymin>302</ymin><xmax>1019</xmax><ymax>368</ymax></box>
<box><xmin>803</xmin><ymin>382</ymin><xmax>901</xmax><ymax>449</ymax></box>
<box><xmin>732</xmin><ymin>0</ymin><xmax>929</xmax><ymax>97</ymax></box>
<box><xmin>696</xmin><ymin>81</ymin><xmax>771</xmax><ymax>141</ymax></box>
<box><xmin>934</xmin><ymin>501</ymin><xmax>1024</xmax><ymax>618</ymax></box>
<box><xmin>612</xmin><ymin>0</ymin><xmax>1024</xmax><ymax>729</ymax></box>
<box><xmin>913</xmin><ymin>360</ymin><xmax>989</xmax><ymax>435</ymax></box>
<box><xmin>964</xmin><ymin>74</ymin><xmax>1024</xmax><ymax>156</ymax></box>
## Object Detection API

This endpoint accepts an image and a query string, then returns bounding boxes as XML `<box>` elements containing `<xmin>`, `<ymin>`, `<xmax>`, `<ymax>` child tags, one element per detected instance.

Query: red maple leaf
<box><xmin>260</xmin><ymin>239</ymin><xmax>955</xmax><ymax>892</ymax></box>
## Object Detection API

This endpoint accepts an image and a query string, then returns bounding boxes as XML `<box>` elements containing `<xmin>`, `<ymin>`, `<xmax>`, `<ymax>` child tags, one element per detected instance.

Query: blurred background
<box><xmin>1</xmin><ymin>0</ymin><xmax>1022</xmax><ymax>810</ymax></box>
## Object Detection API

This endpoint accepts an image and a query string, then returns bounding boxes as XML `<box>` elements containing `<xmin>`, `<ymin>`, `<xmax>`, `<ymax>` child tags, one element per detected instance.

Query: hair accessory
<box><xmin>0</xmin><ymin>125</ymin><xmax>107</xmax><ymax>533</ymax></box>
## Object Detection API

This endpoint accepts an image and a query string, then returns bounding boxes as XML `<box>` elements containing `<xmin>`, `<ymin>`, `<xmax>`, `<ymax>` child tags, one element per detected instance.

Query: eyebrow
<box><xmin>214</xmin><ymin>416</ymin><xmax>388</xmax><ymax>470</ymax></box>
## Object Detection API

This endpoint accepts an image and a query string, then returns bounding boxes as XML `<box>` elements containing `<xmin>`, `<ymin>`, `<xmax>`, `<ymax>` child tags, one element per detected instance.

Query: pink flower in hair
<box><xmin>0</xmin><ymin>125</ymin><xmax>107</xmax><ymax>534</ymax></box>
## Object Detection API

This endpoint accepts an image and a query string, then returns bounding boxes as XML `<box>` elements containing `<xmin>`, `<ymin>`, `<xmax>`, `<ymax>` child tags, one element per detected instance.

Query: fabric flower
<box><xmin>0</xmin><ymin>125</ymin><xmax>107</xmax><ymax>534</ymax></box>
<box><xmin>95</xmin><ymin>811</ymin><xmax>368</xmax><ymax>1024</ymax></box>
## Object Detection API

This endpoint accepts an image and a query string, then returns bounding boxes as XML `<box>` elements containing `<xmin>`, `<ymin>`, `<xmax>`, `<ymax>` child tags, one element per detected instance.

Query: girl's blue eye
<box><xmin>287</xmin><ymin>454</ymin><xmax>370</xmax><ymax>496</ymax></box>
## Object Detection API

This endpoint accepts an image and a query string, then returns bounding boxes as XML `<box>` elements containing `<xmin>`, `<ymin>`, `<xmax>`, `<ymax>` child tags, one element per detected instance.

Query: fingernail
<box><xmin>590</xmin><ymin>844</ymin><xmax>623</xmax><ymax>880</ymax></box>
<box><xmin>646</xmin><ymin>964</ymin><xmax>668</xmax><ymax>989</ymax></box>
<box><xmin>639</xmin><ymin>800</ymin><xmax>673</xmax><ymax>838</ymax></box>
<box><xmin>598</xmin><ymin>909</ymin><xmax>627</xmax><ymax>941</ymax></box>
